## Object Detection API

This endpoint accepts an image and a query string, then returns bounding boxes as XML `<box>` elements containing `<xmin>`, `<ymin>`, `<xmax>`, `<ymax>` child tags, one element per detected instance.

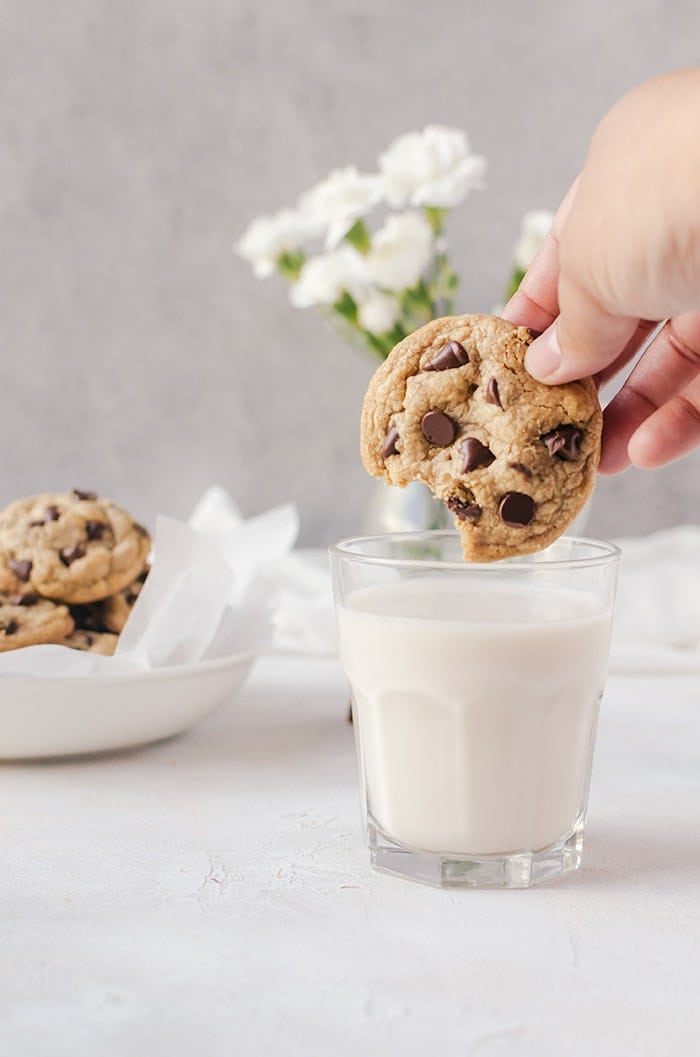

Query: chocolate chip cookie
<box><xmin>361</xmin><ymin>314</ymin><xmax>602</xmax><ymax>561</ymax></box>
<box><xmin>70</xmin><ymin>566</ymin><xmax>148</xmax><ymax>634</ymax></box>
<box><xmin>61</xmin><ymin>628</ymin><xmax>119</xmax><ymax>655</ymax></box>
<box><xmin>0</xmin><ymin>490</ymin><xmax>151</xmax><ymax>603</ymax></box>
<box><xmin>0</xmin><ymin>593</ymin><xmax>74</xmax><ymax>652</ymax></box>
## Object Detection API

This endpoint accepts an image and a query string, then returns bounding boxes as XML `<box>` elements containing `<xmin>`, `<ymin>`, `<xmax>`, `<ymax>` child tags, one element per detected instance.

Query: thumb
<box><xmin>524</xmin><ymin>272</ymin><xmax>638</xmax><ymax>384</ymax></box>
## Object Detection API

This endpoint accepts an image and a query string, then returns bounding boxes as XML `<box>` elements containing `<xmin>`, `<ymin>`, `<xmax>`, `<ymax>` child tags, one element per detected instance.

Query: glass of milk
<box><xmin>330</xmin><ymin>531</ymin><xmax>620</xmax><ymax>888</ymax></box>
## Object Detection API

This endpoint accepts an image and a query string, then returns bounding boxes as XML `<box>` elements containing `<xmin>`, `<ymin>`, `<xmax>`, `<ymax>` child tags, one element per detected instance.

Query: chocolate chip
<box><xmin>446</xmin><ymin>496</ymin><xmax>482</xmax><ymax>521</ymax></box>
<box><xmin>29</xmin><ymin>504</ymin><xmax>60</xmax><ymax>528</ymax></box>
<box><xmin>86</xmin><ymin>520</ymin><xmax>105</xmax><ymax>540</ymax></box>
<box><xmin>382</xmin><ymin>426</ymin><xmax>400</xmax><ymax>459</ymax></box>
<box><xmin>70</xmin><ymin>605</ymin><xmax>107</xmax><ymax>633</ymax></box>
<box><xmin>421</xmin><ymin>410</ymin><xmax>456</xmax><ymax>447</ymax></box>
<box><xmin>541</xmin><ymin>425</ymin><xmax>583</xmax><ymax>461</ymax></box>
<box><xmin>460</xmin><ymin>437</ymin><xmax>495</xmax><ymax>472</ymax></box>
<box><xmin>485</xmin><ymin>377</ymin><xmax>502</xmax><ymax>408</ymax></box>
<box><xmin>60</xmin><ymin>544</ymin><xmax>85</xmax><ymax>566</ymax></box>
<box><xmin>0</xmin><ymin>618</ymin><xmax>18</xmax><ymax>636</ymax></box>
<box><xmin>498</xmin><ymin>492</ymin><xmax>536</xmax><ymax>527</ymax></box>
<box><xmin>10</xmin><ymin>593</ymin><xmax>39</xmax><ymax>606</ymax></box>
<box><xmin>423</xmin><ymin>341</ymin><xmax>469</xmax><ymax>372</ymax></box>
<box><xmin>7</xmin><ymin>559</ymin><xmax>32</xmax><ymax>582</ymax></box>
<box><xmin>72</xmin><ymin>489</ymin><xmax>97</xmax><ymax>501</ymax></box>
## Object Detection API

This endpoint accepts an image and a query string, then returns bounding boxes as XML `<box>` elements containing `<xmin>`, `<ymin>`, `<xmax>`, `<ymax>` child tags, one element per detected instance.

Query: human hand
<box><xmin>502</xmin><ymin>69</ymin><xmax>700</xmax><ymax>474</ymax></box>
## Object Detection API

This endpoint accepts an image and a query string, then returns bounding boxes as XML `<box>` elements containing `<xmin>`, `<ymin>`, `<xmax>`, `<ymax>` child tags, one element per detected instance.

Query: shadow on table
<box><xmin>4</xmin><ymin>708</ymin><xmax>352</xmax><ymax>770</ymax></box>
<box><xmin>564</xmin><ymin>823</ymin><xmax>700</xmax><ymax>888</ymax></box>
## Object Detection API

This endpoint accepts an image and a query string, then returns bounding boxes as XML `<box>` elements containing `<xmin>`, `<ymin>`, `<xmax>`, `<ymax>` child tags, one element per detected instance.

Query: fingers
<box><xmin>628</xmin><ymin>376</ymin><xmax>700</xmax><ymax>468</ymax></box>
<box><xmin>501</xmin><ymin>178</ymin><xmax>579</xmax><ymax>333</ymax></box>
<box><xmin>501</xmin><ymin>232</ymin><xmax>560</xmax><ymax>333</ymax></box>
<box><xmin>593</xmin><ymin>319</ymin><xmax>661</xmax><ymax>392</ymax></box>
<box><xmin>524</xmin><ymin>278</ymin><xmax>640</xmax><ymax>385</ymax></box>
<box><xmin>506</xmin><ymin>176</ymin><xmax>643</xmax><ymax>385</ymax></box>
<box><xmin>599</xmin><ymin>313</ymin><xmax>700</xmax><ymax>472</ymax></box>
<box><xmin>503</xmin><ymin>168</ymin><xmax>700</xmax><ymax>473</ymax></box>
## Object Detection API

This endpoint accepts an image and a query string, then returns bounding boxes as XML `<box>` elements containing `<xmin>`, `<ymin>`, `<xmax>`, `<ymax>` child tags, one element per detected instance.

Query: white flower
<box><xmin>365</xmin><ymin>211</ymin><xmax>434</xmax><ymax>291</ymax></box>
<box><xmin>378</xmin><ymin>125</ymin><xmax>486</xmax><ymax>209</ymax></box>
<box><xmin>513</xmin><ymin>209</ymin><xmax>554</xmax><ymax>271</ymax></box>
<box><xmin>297</xmin><ymin>166</ymin><xmax>384</xmax><ymax>249</ymax></box>
<box><xmin>289</xmin><ymin>244</ymin><xmax>370</xmax><ymax>308</ymax></box>
<box><xmin>356</xmin><ymin>290</ymin><xmax>401</xmax><ymax>335</ymax></box>
<box><xmin>236</xmin><ymin>208</ymin><xmax>312</xmax><ymax>278</ymax></box>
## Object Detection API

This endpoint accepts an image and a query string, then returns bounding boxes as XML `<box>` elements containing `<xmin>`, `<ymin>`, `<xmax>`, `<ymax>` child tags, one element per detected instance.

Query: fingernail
<box><xmin>525</xmin><ymin>324</ymin><xmax>562</xmax><ymax>381</ymax></box>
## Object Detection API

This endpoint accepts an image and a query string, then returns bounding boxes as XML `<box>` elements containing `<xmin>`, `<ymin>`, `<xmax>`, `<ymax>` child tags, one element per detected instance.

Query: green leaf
<box><xmin>276</xmin><ymin>249</ymin><xmax>305</xmax><ymax>282</ymax></box>
<box><xmin>332</xmin><ymin>291</ymin><xmax>359</xmax><ymax>324</ymax></box>
<box><xmin>343</xmin><ymin>218</ymin><xmax>372</xmax><ymax>254</ymax></box>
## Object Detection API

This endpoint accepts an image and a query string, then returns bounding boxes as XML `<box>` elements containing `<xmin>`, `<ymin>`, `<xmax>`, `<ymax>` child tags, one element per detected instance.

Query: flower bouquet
<box><xmin>237</xmin><ymin>127</ymin><xmax>553</xmax><ymax>530</ymax></box>
<box><xmin>237</xmin><ymin>125</ymin><xmax>489</xmax><ymax>360</ymax></box>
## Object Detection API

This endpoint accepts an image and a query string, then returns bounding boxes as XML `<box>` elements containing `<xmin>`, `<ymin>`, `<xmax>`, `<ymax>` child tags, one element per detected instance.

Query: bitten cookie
<box><xmin>0</xmin><ymin>490</ymin><xmax>151</xmax><ymax>603</ymax></box>
<box><xmin>361</xmin><ymin>314</ymin><xmax>602</xmax><ymax>562</ymax></box>
<box><xmin>0</xmin><ymin>593</ymin><xmax>74</xmax><ymax>652</ymax></box>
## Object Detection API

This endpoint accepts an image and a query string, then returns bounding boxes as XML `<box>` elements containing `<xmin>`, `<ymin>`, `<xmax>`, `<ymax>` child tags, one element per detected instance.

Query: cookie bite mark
<box><xmin>498</xmin><ymin>492</ymin><xmax>536</xmax><ymax>527</ymax></box>
<box><xmin>421</xmin><ymin>410</ymin><xmax>457</xmax><ymax>447</ymax></box>
<box><xmin>541</xmin><ymin>425</ymin><xmax>583</xmax><ymax>461</ymax></box>
<box><xmin>423</xmin><ymin>341</ymin><xmax>469</xmax><ymax>372</ymax></box>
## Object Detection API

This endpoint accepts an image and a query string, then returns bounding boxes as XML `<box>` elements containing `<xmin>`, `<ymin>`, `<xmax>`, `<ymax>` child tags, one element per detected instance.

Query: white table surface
<box><xmin>1</xmin><ymin>652</ymin><xmax>698</xmax><ymax>1056</ymax></box>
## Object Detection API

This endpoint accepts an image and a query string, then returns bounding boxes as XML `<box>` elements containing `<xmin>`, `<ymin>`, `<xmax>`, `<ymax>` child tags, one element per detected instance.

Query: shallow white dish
<box><xmin>0</xmin><ymin>651</ymin><xmax>256</xmax><ymax>759</ymax></box>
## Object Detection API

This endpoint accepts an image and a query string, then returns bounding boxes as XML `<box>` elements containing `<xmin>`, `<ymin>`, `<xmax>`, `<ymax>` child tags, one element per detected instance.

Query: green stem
<box><xmin>423</xmin><ymin>206</ymin><xmax>448</xmax><ymax>237</ymax></box>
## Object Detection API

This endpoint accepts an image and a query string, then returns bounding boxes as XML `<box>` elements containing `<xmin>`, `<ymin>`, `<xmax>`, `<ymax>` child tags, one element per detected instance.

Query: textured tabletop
<box><xmin>1</xmin><ymin>654</ymin><xmax>698</xmax><ymax>1056</ymax></box>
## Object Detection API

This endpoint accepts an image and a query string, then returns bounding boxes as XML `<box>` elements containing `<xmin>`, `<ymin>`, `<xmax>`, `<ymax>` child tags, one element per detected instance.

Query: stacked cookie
<box><xmin>0</xmin><ymin>490</ymin><xmax>150</xmax><ymax>654</ymax></box>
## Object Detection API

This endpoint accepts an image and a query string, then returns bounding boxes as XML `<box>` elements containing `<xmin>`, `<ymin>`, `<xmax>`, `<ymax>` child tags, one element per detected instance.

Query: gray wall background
<box><xmin>1</xmin><ymin>0</ymin><xmax>698</xmax><ymax>544</ymax></box>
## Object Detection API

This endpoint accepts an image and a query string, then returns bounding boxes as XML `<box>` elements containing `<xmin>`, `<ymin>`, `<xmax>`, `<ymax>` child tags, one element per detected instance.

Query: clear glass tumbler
<box><xmin>330</xmin><ymin>531</ymin><xmax>620</xmax><ymax>889</ymax></box>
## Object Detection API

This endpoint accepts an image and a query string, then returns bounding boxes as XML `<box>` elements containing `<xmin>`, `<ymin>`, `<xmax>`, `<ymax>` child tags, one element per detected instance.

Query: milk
<box><xmin>338</xmin><ymin>577</ymin><xmax>613</xmax><ymax>856</ymax></box>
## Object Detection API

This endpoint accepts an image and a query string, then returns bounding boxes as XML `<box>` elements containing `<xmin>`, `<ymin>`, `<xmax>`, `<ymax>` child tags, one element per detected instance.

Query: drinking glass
<box><xmin>330</xmin><ymin>531</ymin><xmax>620</xmax><ymax>888</ymax></box>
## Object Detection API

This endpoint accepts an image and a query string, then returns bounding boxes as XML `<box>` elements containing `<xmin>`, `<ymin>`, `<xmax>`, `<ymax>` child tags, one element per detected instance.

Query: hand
<box><xmin>502</xmin><ymin>69</ymin><xmax>700</xmax><ymax>474</ymax></box>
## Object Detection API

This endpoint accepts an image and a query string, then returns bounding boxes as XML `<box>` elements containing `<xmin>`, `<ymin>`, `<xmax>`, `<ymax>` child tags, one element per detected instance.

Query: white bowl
<box><xmin>0</xmin><ymin>651</ymin><xmax>255</xmax><ymax>759</ymax></box>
